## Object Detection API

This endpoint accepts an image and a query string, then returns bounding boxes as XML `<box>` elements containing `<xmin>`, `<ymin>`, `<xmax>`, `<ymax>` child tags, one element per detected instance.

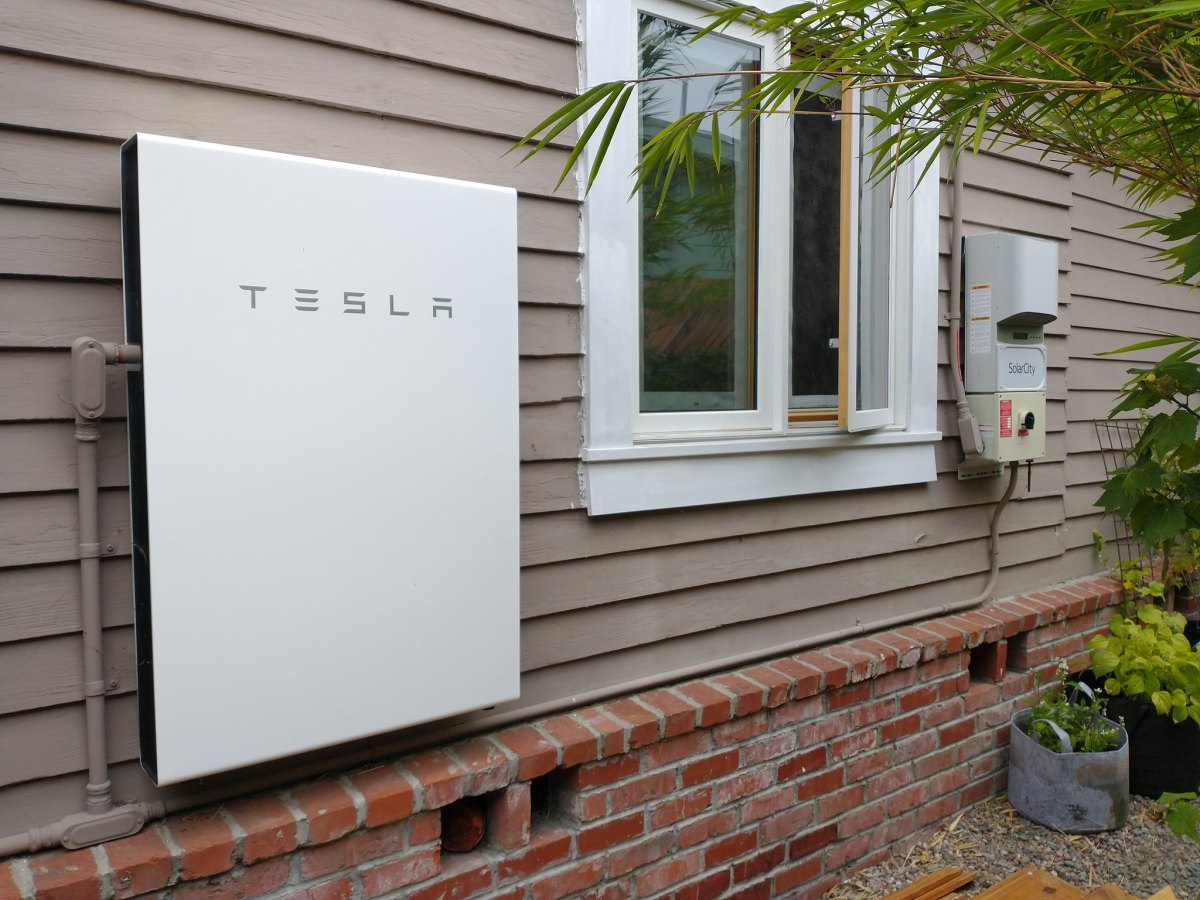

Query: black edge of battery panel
<box><xmin>121</xmin><ymin>135</ymin><xmax>159</xmax><ymax>785</ymax></box>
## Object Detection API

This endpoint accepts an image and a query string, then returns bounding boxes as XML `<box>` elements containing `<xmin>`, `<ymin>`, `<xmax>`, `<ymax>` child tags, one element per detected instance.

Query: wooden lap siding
<box><xmin>0</xmin><ymin>577</ymin><xmax>1124</xmax><ymax>899</ymax></box>
<box><xmin>0</xmin><ymin>0</ymin><xmax>1194</xmax><ymax>844</ymax></box>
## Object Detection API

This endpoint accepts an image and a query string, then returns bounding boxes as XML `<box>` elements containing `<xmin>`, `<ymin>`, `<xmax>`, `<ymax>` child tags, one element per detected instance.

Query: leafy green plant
<box><xmin>1023</xmin><ymin>660</ymin><xmax>1121</xmax><ymax>754</ymax></box>
<box><xmin>1159</xmin><ymin>791</ymin><xmax>1200</xmax><ymax>845</ymax></box>
<box><xmin>1089</xmin><ymin>605</ymin><xmax>1200</xmax><ymax>726</ymax></box>
<box><xmin>1091</xmin><ymin>529</ymin><xmax>1166</xmax><ymax>604</ymax></box>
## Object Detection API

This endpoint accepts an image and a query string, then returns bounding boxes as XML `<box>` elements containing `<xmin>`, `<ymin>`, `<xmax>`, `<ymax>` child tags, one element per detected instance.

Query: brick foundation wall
<box><xmin>0</xmin><ymin>576</ymin><xmax>1124</xmax><ymax>900</ymax></box>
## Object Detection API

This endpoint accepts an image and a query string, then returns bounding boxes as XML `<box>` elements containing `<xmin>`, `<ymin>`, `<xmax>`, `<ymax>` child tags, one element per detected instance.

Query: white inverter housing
<box><xmin>963</xmin><ymin>232</ymin><xmax>1058</xmax><ymax>463</ymax></box>
<box><xmin>121</xmin><ymin>134</ymin><xmax>520</xmax><ymax>785</ymax></box>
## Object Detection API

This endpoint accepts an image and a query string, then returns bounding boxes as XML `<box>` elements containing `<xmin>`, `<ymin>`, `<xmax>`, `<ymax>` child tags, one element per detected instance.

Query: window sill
<box><xmin>582</xmin><ymin>429</ymin><xmax>942</xmax><ymax>515</ymax></box>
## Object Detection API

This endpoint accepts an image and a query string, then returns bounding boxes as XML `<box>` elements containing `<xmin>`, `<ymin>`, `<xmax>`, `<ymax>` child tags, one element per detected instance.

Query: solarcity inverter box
<box><xmin>122</xmin><ymin>134</ymin><xmax>520</xmax><ymax>785</ymax></box>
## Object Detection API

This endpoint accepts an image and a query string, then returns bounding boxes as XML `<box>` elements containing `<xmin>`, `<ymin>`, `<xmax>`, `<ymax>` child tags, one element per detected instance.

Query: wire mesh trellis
<box><xmin>1093</xmin><ymin>417</ymin><xmax>1147</xmax><ymax>570</ymax></box>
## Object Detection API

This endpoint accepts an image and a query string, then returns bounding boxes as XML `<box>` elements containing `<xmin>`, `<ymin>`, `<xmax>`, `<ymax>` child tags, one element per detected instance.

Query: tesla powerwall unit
<box><xmin>121</xmin><ymin>134</ymin><xmax>520</xmax><ymax>785</ymax></box>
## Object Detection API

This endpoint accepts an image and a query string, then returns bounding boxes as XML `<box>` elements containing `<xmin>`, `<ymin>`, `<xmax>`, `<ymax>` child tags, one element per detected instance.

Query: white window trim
<box><xmin>580</xmin><ymin>0</ymin><xmax>941</xmax><ymax>516</ymax></box>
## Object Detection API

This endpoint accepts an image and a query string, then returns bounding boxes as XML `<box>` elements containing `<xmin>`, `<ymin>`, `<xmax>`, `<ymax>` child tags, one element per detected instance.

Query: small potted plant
<box><xmin>1009</xmin><ymin>660</ymin><xmax>1129</xmax><ymax>833</ymax></box>
<box><xmin>1088</xmin><ymin>604</ymin><xmax>1200</xmax><ymax>796</ymax></box>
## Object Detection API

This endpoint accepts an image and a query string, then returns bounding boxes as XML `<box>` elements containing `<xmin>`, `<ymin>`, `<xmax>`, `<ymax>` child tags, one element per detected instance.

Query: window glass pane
<box><xmin>638</xmin><ymin>14</ymin><xmax>759</xmax><ymax>413</ymax></box>
<box><xmin>790</xmin><ymin>91</ymin><xmax>841</xmax><ymax>410</ymax></box>
<box><xmin>857</xmin><ymin>94</ymin><xmax>891</xmax><ymax>412</ymax></box>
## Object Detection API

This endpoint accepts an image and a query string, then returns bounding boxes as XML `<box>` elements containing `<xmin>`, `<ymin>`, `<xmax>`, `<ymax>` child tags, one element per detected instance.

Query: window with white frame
<box><xmin>582</xmin><ymin>0</ymin><xmax>941</xmax><ymax>515</ymax></box>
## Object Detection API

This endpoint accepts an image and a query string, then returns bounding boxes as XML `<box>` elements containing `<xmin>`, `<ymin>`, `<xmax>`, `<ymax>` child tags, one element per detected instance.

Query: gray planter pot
<box><xmin>1008</xmin><ymin>709</ymin><xmax>1129</xmax><ymax>833</ymax></box>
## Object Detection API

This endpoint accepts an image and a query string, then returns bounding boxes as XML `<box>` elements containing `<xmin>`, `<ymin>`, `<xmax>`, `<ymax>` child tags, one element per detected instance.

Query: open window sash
<box><xmin>841</xmin><ymin>87</ymin><xmax>896</xmax><ymax>432</ymax></box>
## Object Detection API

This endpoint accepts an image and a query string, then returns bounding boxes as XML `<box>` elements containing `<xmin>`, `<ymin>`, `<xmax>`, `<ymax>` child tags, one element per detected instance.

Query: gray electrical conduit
<box><xmin>0</xmin><ymin>163</ymin><xmax>1018</xmax><ymax>856</ymax></box>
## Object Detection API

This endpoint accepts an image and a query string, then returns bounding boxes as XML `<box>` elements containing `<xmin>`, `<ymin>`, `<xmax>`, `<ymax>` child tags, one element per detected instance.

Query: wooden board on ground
<box><xmin>883</xmin><ymin>867</ymin><xmax>978</xmax><ymax>900</ymax></box>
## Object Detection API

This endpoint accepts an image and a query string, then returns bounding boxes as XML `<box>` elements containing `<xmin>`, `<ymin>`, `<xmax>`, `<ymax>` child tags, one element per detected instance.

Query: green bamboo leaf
<box><xmin>585</xmin><ymin>84</ymin><xmax>634</xmax><ymax>193</ymax></box>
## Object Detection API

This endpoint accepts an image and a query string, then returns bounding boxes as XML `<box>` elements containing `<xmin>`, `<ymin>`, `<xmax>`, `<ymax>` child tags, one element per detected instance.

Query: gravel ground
<box><xmin>824</xmin><ymin>794</ymin><xmax>1200</xmax><ymax>899</ymax></box>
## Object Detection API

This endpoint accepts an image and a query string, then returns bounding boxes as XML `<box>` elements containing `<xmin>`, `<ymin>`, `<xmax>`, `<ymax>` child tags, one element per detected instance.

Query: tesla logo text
<box><xmin>239</xmin><ymin>285</ymin><xmax>454</xmax><ymax>319</ymax></box>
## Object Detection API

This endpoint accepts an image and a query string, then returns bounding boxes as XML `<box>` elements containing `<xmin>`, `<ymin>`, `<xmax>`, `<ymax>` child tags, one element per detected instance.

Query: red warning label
<box><xmin>1000</xmin><ymin>398</ymin><xmax>1013</xmax><ymax>438</ymax></box>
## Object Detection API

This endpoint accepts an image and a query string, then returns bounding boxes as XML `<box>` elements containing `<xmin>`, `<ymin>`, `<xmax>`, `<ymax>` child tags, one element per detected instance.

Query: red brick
<box><xmin>358</xmin><ymin>847</ymin><xmax>440</xmax><ymax>898</ymax></box>
<box><xmin>398</xmin><ymin>748</ymin><xmax>468</xmax><ymax>816</ymax></box>
<box><xmin>568</xmin><ymin>754</ymin><xmax>639</xmax><ymax>789</ymax></box>
<box><xmin>497</xmin><ymin>829</ymin><xmax>570</xmax><ymax>880</ymax></box>
<box><xmin>872</xmin><ymin>810</ymin><xmax>920</xmax><ymax>850</ymax></box>
<box><xmin>796</xmin><ymin>767</ymin><xmax>844</xmax><ymax>801</ymax></box>
<box><xmin>290</xmin><ymin>782</ymin><xmax>359</xmax><ymax>846</ymax></box>
<box><xmin>649</xmin><ymin>786</ymin><xmax>712</xmax><ymax>828</ymax></box>
<box><xmin>943</xmin><ymin>671</ymin><xmax>970</xmax><ymax>699</ymax></box>
<box><xmin>710</xmin><ymin>673</ymin><xmax>765</xmax><ymax>716</ymax></box>
<box><xmin>758</xmin><ymin>803</ymin><xmax>815</xmax><ymax>844</ymax></box>
<box><xmin>802</xmin><ymin>715</ymin><xmax>850</xmax><ymax>749</ymax></box>
<box><xmin>929</xmin><ymin>768</ymin><xmax>969</xmax><ymax>799</ymax></box>
<box><xmin>968</xmin><ymin>749</ymin><xmax>1007</xmax><ymax>780</ymax></box>
<box><xmin>731</xmin><ymin>845</ymin><xmax>784</xmax><ymax>884</ymax></box>
<box><xmin>577</xmin><ymin>811</ymin><xmax>643</xmax><ymax>855</ymax></box>
<box><xmin>742</xmin><ymin>785</ymin><xmax>797</xmax><ymax>823</ymax></box>
<box><xmin>639</xmin><ymin>689</ymin><xmax>699</xmax><ymax>738</ymax></box>
<box><xmin>486</xmin><ymin>782</ymin><xmax>530</xmax><ymax>850</ymax></box>
<box><xmin>713</xmin><ymin>712</ymin><xmax>769</xmax><ymax>747</ymax></box>
<box><xmin>26</xmin><ymin>848</ymin><xmax>100</xmax><ymax>900</ymax></box>
<box><xmin>978</xmin><ymin>605</ymin><xmax>1024</xmax><ymax>638</ymax></box>
<box><xmin>345</xmin><ymin>766</ymin><xmax>415</xmax><ymax>830</ymax></box>
<box><xmin>493</xmin><ymin>726</ymin><xmax>558</xmax><ymax>781</ymax></box>
<box><xmin>816</xmin><ymin>785</ymin><xmax>864</xmax><ymax>820</ymax></box>
<box><xmin>714</xmin><ymin>768</ymin><xmax>774</xmax><ymax>806</ymax></box>
<box><xmin>770</xmin><ymin>695</ymin><xmax>823</xmax><ymax>728</ymax></box>
<box><xmin>941</xmin><ymin>614</ymin><xmax>988</xmax><ymax>648</ymax></box>
<box><xmin>602</xmin><ymin>698</ymin><xmax>662</xmax><ymax>749</ymax></box>
<box><xmin>561</xmin><ymin>787</ymin><xmax>607</xmax><ymax>823</ymax></box>
<box><xmin>994</xmin><ymin>599</ymin><xmax>1041</xmax><ymax>632</ymax></box>
<box><xmin>921</xmin><ymin>654</ymin><xmax>965</xmax><ymax>679</ymax></box>
<box><xmin>0</xmin><ymin>865</ymin><xmax>21</xmax><ymax>900</ymax></box>
<box><xmin>914</xmin><ymin>748</ymin><xmax>955</xmax><ymax>779</ymax></box>
<box><xmin>938</xmin><ymin>718</ymin><xmax>975</xmax><ymax>748</ymax></box>
<box><xmin>923</xmin><ymin>698</ymin><xmax>963</xmax><ymax>728</ymax></box>
<box><xmin>846</xmin><ymin>747</ymin><xmax>893</xmax><ymax>782</ymax></box>
<box><xmin>674</xmin><ymin>869</ymin><xmax>732</xmax><ymax>900</ymax></box>
<box><xmin>741</xmin><ymin>731</ymin><xmax>797</xmax><ymax>766</ymax></box>
<box><xmin>169</xmin><ymin>810</ymin><xmax>237</xmax><ymax>880</ymax></box>
<box><xmin>298</xmin><ymin>823</ymin><xmax>407</xmax><ymax>880</ymax></box>
<box><xmin>704</xmin><ymin>831</ymin><xmax>757</xmax><ymax>868</ymax></box>
<box><xmin>106</xmin><ymin>826</ymin><xmax>174</xmax><ymax>898</ymax></box>
<box><xmin>867</xmin><ymin>765</ymin><xmax>914</xmax><ymax>800</ymax></box>
<box><xmin>961</xmin><ymin>612</ymin><xmax>1007</xmax><ymax>644</ymax></box>
<box><xmin>682</xmin><ymin>748</ymin><xmax>739</xmax><ymax>787</ymax></box>
<box><xmin>452</xmin><ymin>738</ymin><xmax>513</xmax><ymax>794</ymax></box>
<box><xmin>919</xmin><ymin>621</ymin><xmax>966</xmax><ymax>654</ymax></box>
<box><xmin>896</xmin><ymin>625</ymin><xmax>946</xmax><ymax>662</ymax></box>
<box><xmin>226</xmin><ymin>795</ymin><xmax>300</xmax><ymax>866</ymax></box>
<box><xmin>795</xmin><ymin>651</ymin><xmax>850</xmax><ymax>690</ymax></box>
<box><xmin>827</xmin><ymin>682</ymin><xmax>871</xmax><ymax>711</ymax></box>
<box><xmin>610</xmin><ymin>770</ymin><xmax>675</xmax><ymax>813</ymax></box>
<box><xmin>289</xmin><ymin>875</ymin><xmax>356</xmax><ymax>900</ymax></box>
<box><xmin>849</xmin><ymin>697</ymin><xmax>897</xmax><ymax>729</ymax></box>
<box><xmin>642</xmin><ymin>731</ymin><xmax>709</xmax><ymax>770</ymax></box>
<box><xmin>918</xmin><ymin>794</ymin><xmax>960</xmax><ymax>827</ymax></box>
<box><xmin>831</xmin><ymin>729</ymin><xmax>877</xmax><ymax>761</ymax></box>
<box><xmin>728</xmin><ymin>881</ymin><xmax>773</xmax><ymax>900</ymax></box>
<box><xmin>768</xmin><ymin>658</ymin><xmax>822</xmax><ymax>699</ymax></box>
<box><xmin>408</xmin><ymin>854</ymin><xmax>493</xmax><ymax>900</ymax></box>
<box><xmin>961</xmin><ymin>778</ymin><xmax>994</xmax><ymax>807</ymax></box>
<box><xmin>826</xmin><ymin>646</ymin><xmax>876</xmax><ymax>682</ymax></box>
<box><xmin>539</xmin><ymin>715</ymin><xmax>601</xmax><ymax>768</ymax></box>
<box><xmin>778</xmin><ymin>746</ymin><xmax>827</xmax><ymax>782</ymax></box>
<box><xmin>886</xmin><ymin>784</ymin><xmax>928</xmax><ymax>816</ymax></box>
<box><xmin>171</xmin><ymin>857</ymin><xmax>291</xmax><ymax>900</ymax></box>
<box><xmin>880</xmin><ymin>712</ymin><xmax>921</xmax><ymax>744</ymax></box>
<box><xmin>838</xmin><ymin>799</ymin><xmax>885</xmax><ymax>837</ymax></box>
<box><xmin>773</xmin><ymin>856</ymin><xmax>822</xmax><ymax>894</ymax></box>
<box><xmin>574</xmin><ymin>708</ymin><xmax>629</xmax><ymax>757</ymax></box>
<box><xmin>872</xmin><ymin>667</ymin><xmax>917</xmax><ymax>697</ymax></box>
<box><xmin>678</xmin><ymin>809</ymin><xmax>737</xmax><ymax>849</ymax></box>
<box><xmin>409</xmin><ymin>811</ymin><xmax>441</xmax><ymax>845</ymax></box>
<box><xmin>848</xmin><ymin>638</ymin><xmax>899</xmax><ymax>674</ymax></box>
<box><xmin>530</xmin><ymin>859</ymin><xmax>604</xmax><ymax>900</ymax></box>
<box><xmin>893</xmin><ymin>731</ymin><xmax>938</xmax><ymax>763</ymax></box>
<box><xmin>873</xmin><ymin>633</ymin><xmax>925</xmax><ymax>669</ymax></box>
<box><xmin>608</xmin><ymin>833</ymin><xmax>673</xmax><ymax>877</ymax></box>
<box><xmin>741</xmin><ymin>665</ymin><xmax>794</xmax><ymax>708</ymax></box>
<box><xmin>826</xmin><ymin>832</ymin><xmax>872</xmax><ymax>871</ymax></box>
<box><xmin>963</xmin><ymin>681</ymin><xmax>1003</xmax><ymax>713</ymax></box>
<box><xmin>636</xmin><ymin>851</ymin><xmax>702</xmax><ymax>895</ymax></box>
